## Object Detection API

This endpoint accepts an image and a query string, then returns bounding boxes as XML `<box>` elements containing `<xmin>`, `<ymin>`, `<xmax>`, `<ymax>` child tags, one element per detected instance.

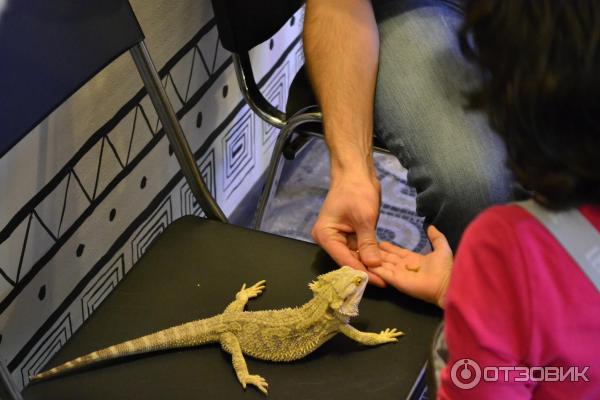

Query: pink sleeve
<box><xmin>437</xmin><ymin>208</ymin><xmax>535</xmax><ymax>399</ymax></box>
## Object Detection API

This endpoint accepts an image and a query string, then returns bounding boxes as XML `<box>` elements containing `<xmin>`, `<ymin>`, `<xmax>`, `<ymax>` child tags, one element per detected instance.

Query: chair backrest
<box><xmin>211</xmin><ymin>0</ymin><xmax>303</xmax><ymax>53</ymax></box>
<box><xmin>0</xmin><ymin>1</ymin><xmax>148</xmax><ymax>397</ymax></box>
<box><xmin>0</xmin><ymin>0</ymin><xmax>144</xmax><ymax>158</ymax></box>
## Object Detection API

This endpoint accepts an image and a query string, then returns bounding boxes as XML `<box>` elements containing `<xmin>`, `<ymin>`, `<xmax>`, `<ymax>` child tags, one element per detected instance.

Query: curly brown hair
<box><xmin>459</xmin><ymin>0</ymin><xmax>600</xmax><ymax>209</ymax></box>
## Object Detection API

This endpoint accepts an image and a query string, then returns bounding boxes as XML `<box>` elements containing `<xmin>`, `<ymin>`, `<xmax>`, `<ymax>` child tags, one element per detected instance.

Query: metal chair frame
<box><xmin>130</xmin><ymin>42</ymin><xmax>227</xmax><ymax>223</ymax></box>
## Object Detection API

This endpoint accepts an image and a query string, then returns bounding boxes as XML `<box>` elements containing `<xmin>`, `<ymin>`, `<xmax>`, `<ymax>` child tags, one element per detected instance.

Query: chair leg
<box><xmin>253</xmin><ymin>111</ymin><xmax>323</xmax><ymax>230</ymax></box>
<box><xmin>282</xmin><ymin>133</ymin><xmax>313</xmax><ymax>160</ymax></box>
<box><xmin>129</xmin><ymin>41</ymin><xmax>227</xmax><ymax>223</ymax></box>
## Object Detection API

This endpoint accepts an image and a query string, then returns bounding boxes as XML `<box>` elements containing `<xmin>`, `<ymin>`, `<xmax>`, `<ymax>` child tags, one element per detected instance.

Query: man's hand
<box><xmin>370</xmin><ymin>226</ymin><xmax>453</xmax><ymax>307</ymax></box>
<box><xmin>305</xmin><ymin>0</ymin><xmax>382</xmax><ymax>285</ymax></box>
<box><xmin>311</xmin><ymin>172</ymin><xmax>386</xmax><ymax>287</ymax></box>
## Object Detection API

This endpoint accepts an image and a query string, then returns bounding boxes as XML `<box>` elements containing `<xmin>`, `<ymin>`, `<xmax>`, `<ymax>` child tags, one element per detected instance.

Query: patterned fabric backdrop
<box><xmin>262</xmin><ymin>140</ymin><xmax>430</xmax><ymax>253</ymax></box>
<box><xmin>0</xmin><ymin>1</ymin><xmax>303</xmax><ymax>390</ymax></box>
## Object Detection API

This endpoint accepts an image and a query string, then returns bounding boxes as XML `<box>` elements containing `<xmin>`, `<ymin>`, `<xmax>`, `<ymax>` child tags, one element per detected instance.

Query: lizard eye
<box><xmin>353</xmin><ymin>277</ymin><xmax>363</xmax><ymax>286</ymax></box>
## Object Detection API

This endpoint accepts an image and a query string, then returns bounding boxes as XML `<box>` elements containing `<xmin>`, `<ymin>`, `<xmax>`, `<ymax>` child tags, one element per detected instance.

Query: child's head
<box><xmin>459</xmin><ymin>0</ymin><xmax>600</xmax><ymax>209</ymax></box>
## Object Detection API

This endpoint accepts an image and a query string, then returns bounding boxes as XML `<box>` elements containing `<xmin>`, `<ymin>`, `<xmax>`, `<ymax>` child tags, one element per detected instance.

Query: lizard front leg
<box><xmin>220</xmin><ymin>332</ymin><xmax>269</xmax><ymax>395</ymax></box>
<box><xmin>339</xmin><ymin>324</ymin><xmax>404</xmax><ymax>346</ymax></box>
<box><xmin>223</xmin><ymin>280</ymin><xmax>266</xmax><ymax>314</ymax></box>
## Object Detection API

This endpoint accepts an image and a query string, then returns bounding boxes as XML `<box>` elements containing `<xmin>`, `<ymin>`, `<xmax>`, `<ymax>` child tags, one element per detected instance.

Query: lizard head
<box><xmin>308</xmin><ymin>266</ymin><xmax>368</xmax><ymax>318</ymax></box>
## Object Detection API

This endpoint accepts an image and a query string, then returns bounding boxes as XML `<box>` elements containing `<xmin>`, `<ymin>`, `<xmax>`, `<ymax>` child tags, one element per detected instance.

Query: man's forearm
<box><xmin>304</xmin><ymin>0</ymin><xmax>379</xmax><ymax>180</ymax></box>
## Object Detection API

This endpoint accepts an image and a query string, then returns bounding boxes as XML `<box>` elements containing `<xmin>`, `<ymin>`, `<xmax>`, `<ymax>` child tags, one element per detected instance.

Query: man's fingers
<box><xmin>323</xmin><ymin>241</ymin><xmax>386</xmax><ymax>287</ymax></box>
<box><xmin>321</xmin><ymin>239</ymin><xmax>366</xmax><ymax>270</ymax></box>
<box><xmin>346</xmin><ymin>235</ymin><xmax>358</xmax><ymax>251</ymax></box>
<box><xmin>427</xmin><ymin>225</ymin><xmax>451</xmax><ymax>254</ymax></box>
<box><xmin>312</xmin><ymin>227</ymin><xmax>386</xmax><ymax>287</ymax></box>
<box><xmin>356</xmin><ymin>227</ymin><xmax>381</xmax><ymax>268</ymax></box>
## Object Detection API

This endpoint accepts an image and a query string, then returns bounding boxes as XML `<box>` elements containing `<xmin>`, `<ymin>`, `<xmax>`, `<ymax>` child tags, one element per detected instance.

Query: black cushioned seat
<box><xmin>23</xmin><ymin>216</ymin><xmax>440</xmax><ymax>400</ymax></box>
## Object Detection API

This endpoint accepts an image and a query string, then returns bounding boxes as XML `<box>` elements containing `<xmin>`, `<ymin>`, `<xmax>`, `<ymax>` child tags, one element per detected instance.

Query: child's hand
<box><xmin>370</xmin><ymin>226</ymin><xmax>453</xmax><ymax>308</ymax></box>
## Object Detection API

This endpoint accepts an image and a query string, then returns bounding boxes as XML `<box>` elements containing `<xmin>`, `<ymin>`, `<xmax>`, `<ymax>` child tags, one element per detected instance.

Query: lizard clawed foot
<box><xmin>377</xmin><ymin>328</ymin><xmax>404</xmax><ymax>343</ymax></box>
<box><xmin>237</xmin><ymin>280</ymin><xmax>266</xmax><ymax>301</ymax></box>
<box><xmin>241</xmin><ymin>374</ymin><xmax>269</xmax><ymax>395</ymax></box>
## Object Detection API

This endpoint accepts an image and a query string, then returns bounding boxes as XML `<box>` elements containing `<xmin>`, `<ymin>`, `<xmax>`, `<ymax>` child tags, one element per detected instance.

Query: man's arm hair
<box><xmin>304</xmin><ymin>0</ymin><xmax>384</xmax><ymax>278</ymax></box>
<box><xmin>304</xmin><ymin>0</ymin><xmax>379</xmax><ymax>180</ymax></box>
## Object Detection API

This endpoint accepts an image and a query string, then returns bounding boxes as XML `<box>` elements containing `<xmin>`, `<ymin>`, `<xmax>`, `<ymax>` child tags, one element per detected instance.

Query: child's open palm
<box><xmin>370</xmin><ymin>226</ymin><xmax>453</xmax><ymax>308</ymax></box>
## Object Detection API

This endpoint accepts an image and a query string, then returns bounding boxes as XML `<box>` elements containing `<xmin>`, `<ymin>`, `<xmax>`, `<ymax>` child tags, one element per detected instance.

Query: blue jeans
<box><xmin>373</xmin><ymin>0</ymin><xmax>517</xmax><ymax>249</ymax></box>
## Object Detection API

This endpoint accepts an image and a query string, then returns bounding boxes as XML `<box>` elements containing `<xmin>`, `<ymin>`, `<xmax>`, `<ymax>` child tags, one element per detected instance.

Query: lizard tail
<box><xmin>30</xmin><ymin>318</ymin><xmax>217</xmax><ymax>383</ymax></box>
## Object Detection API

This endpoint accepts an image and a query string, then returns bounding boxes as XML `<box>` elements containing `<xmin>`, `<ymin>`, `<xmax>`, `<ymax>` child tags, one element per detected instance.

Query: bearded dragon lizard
<box><xmin>30</xmin><ymin>266</ymin><xmax>403</xmax><ymax>394</ymax></box>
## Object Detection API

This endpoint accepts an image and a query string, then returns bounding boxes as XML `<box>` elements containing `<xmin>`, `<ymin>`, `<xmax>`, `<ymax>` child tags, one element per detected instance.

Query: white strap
<box><xmin>516</xmin><ymin>200</ymin><xmax>600</xmax><ymax>293</ymax></box>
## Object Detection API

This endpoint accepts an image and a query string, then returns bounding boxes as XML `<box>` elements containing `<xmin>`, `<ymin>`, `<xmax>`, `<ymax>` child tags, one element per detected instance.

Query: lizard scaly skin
<box><xmin>30</xmin><ymin>266</ymin><xmax>403</xmax><ymax>394</ymax></box>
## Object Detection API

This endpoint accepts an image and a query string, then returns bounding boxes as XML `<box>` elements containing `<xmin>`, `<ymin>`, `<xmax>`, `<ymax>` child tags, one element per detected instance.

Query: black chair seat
<box><xmin>286</xmin><ymin>66</ymin><xmax>389</xmax><ymax>151</ymax></box>
<box><xmin>23</xmin><ymin>216</ymin><xmax>440</xmax><ymax>400</ymax></box>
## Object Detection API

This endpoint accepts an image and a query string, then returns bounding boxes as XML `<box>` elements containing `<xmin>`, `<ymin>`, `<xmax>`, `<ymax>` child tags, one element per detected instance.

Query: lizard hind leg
<box><xmin>220</xmin><ymin>332</ymin><xmax>269</xmax><ymax>395</ymax></box>
<box><xmin>223</xmin><ymin>280</ymin><xmax>266</xmax><ymax>314</ymax></box>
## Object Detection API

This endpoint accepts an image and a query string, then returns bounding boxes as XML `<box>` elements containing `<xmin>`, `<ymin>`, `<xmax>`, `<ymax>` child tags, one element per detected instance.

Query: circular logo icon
<box><xmin>450</xmin><ymin>358</ymin><xmax>482</xmax><ymax>390</ymax></box>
